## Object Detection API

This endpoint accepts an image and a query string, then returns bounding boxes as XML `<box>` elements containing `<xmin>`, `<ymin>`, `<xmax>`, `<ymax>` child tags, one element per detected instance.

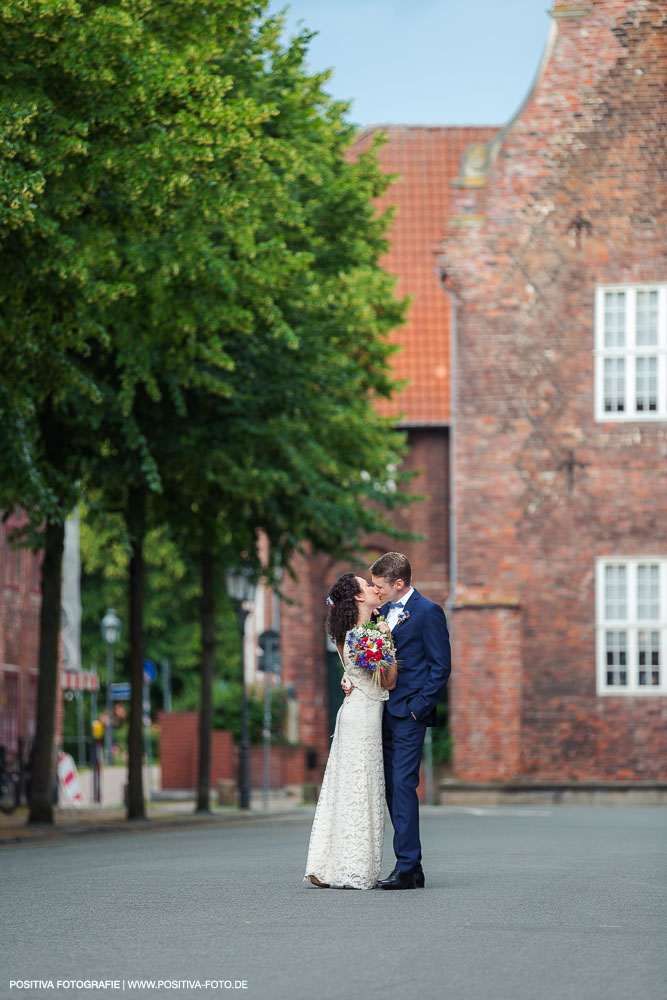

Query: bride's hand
<box><xmin>341</xmin><ymin>675</ymin><xmax>354</xmax><ymax>697</ymax></box>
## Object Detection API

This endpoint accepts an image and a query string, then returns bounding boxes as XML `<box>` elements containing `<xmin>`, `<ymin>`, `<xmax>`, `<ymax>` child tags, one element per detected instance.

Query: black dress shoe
<box><xmin>377</xmin><ymin>870</ymin><xmax>416</xmax><ymax>890</ymax></box>
<box><xmin>380</xmin><ymin>867</ymin><xmax>425</xmax><ymax>888</ymax></box>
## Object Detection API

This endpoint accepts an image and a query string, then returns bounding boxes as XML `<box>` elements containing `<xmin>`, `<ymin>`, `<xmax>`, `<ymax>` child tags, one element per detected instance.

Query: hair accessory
<box><xmin>326</xmin><ymin>596</ymin><xmax>334</xmax><ymax>607</ymax></box>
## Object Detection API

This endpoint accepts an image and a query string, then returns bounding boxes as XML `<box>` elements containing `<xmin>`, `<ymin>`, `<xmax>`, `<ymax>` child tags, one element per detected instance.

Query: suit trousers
<box><xmin>382</xmin><ymin>708</ymin><xmax>427</xmax><ymax>873</ymax></box>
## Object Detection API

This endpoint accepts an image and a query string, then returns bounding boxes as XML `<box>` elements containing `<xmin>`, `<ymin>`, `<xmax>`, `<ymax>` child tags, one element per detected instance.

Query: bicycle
<box><xmin>0</xmin><ymin>745</ymin><xmax>20</xmax><ymax>815</ymax></box>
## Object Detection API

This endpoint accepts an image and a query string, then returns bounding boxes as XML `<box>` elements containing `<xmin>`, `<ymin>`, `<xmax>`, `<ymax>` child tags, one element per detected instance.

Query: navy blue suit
<box><xmin>381</xmin><ymin>589</ymin><xmax>451</xmax><ymax>874</ymax></box>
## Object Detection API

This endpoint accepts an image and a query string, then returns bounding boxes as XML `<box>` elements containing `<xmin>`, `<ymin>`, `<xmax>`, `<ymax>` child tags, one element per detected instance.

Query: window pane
<box><xmin>603</xmin><ymin>357</ymin><xmax>626</xmax><ymax>412</ymax></box>
<box><xmin>605</xmin><ymin>631</ymin><xmax>628</xmax><ymax>686</ymax></box>
<box><xmin>604</xmin><ymin>565</ymin><xmax>627</xmax><ymax>619</ymax></box>
<box><xmin>635</xmin><ymin>356</ymin><xmax>658</xmax><ymax>412</ymax></box>
<box><xmin>637</xmin><ymin>564</ymin><xmax>660</xmax><ymax>619</ymax></box>
<box><xmin>636</xmin><ymin>289</ymin><xmax>658</xmax><ymax>347</ymax></box>
<box><xmin>603</xmin><ymin>291</ymin><xmax>626</xmax><ymax>347</ymax></box>
<box><xmin>638</xmin><ymin>630</ymin><xmax>660</xmax><ymax>686</ymax></box>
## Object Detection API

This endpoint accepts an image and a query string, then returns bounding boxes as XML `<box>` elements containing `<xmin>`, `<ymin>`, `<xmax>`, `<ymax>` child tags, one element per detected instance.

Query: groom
<box><xmin>371</xmin><ymin>551</ymin><xmax>451</xmax><ymax>890</ymax></box>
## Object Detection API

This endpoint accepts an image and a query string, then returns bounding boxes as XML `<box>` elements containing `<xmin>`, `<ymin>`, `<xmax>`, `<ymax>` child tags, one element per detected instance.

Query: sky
<box><xmin>268</xmin><ymin>0</ymin><xmax>553</xmax><ymax>127</ymax></box>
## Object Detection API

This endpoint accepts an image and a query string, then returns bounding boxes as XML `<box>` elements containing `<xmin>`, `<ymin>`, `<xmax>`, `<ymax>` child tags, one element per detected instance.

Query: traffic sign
<box><xmin>110</xmin><ymin>682</ymin><xmax>131</xmax><ymax>700</ymax></box>
<box><xmin>143</xmin><ymin>659</ymin><xmax>157</xmax><ymax>683</ymax></box>
<box><xmin>258</xmin><ymin>630</ymin><xmax>281</xmax><ymax>673</ymax></box>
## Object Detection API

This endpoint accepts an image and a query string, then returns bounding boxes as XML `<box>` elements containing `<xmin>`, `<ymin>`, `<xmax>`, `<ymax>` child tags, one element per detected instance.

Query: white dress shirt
<box><xmin>385</xmin><ymin>586</ymin><xmax>414</xmax><ymax>630</ymax></box>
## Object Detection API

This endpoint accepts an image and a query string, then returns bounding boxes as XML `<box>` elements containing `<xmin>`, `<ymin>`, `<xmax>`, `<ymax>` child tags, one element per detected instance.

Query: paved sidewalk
<box><xmin>1</xmin><ymin>756</ymin><xmax>310</xmax><ymax>846</ymax></box>
<box><xmin>0</xmin><ymin>791</ymin><xmax>312</xmax><ymax>846</ymax></box>
<box><xmin>63</xmin><ymin>762</ymin><xmax>161</xmax><ymax>808</ymax></box>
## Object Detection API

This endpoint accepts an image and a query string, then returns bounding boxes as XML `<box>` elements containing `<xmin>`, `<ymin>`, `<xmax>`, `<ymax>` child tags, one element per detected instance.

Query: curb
<box><xmin>437</xmin><ymin>781</ymin><xmax>667</xmax><ymax>807</ymax></box>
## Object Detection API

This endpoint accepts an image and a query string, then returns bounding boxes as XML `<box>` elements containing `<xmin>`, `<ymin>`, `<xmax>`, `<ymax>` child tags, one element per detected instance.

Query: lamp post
<box><xmin>225</xmin><ymin>567</ymin><xmax>256</xmax><ymax>810</ymax></box>
<box><xmin>100</xmin><ymin>608</ymin><xmax>121</xmax><ymax>766</ymax></box>
<box><xmin>258</xmin><ymin>630</ymin><xmax>280</xmax><ymax>811</ymax></box>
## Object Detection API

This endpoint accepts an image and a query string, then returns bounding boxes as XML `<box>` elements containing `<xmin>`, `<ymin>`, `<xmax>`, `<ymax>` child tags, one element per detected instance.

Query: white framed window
<box><xmin>594</xmin><ymin>283</ymin><xmax>667</xmax><ymax>421</ymax></box>
<box><xmin>596</xmin><ymin>558</ymin><xmax>667</xmax><ymax>695</ymax></box>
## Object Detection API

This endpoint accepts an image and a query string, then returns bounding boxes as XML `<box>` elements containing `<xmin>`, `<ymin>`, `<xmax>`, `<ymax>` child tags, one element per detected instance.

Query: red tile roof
<box><xmin>352</xmin><ymin>126</ymin><xmax>497</xmax><ymax>424</ymax></box>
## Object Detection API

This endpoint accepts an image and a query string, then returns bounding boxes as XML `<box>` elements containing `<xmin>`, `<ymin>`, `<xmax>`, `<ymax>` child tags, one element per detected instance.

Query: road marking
<box><xmin>451</xmin><ymin>807</ymin><xmax>552</xmax><ymax>817</ymax></box>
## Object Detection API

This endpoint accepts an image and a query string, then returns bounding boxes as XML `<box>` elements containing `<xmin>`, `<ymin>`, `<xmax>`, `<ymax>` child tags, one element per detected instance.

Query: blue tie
<box><xmin>386</xmin><ymin>601</ymin><xmax>403</xmax><ymax>610</ymax></box>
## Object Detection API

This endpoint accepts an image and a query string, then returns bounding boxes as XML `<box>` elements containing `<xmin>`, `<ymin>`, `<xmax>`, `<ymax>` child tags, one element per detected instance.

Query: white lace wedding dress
<box><xmin>304</xmin><ymin>635</ymin><xmax>388</xmax><ymax>890</ymax></box>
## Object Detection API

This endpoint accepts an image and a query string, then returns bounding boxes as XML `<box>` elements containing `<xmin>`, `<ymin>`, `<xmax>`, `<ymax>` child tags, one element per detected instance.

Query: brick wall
<box><xmin>159</xmin><ymin>711</ymin><xmax>235</xmax><ymax>789</ymax></box>
<box><xmin>439</xmin><ymin>0</ymin><xmax>667</xmax><ymax>780</ymax></box>
<box><xmin>211</xmin><ymin>729</ymin><xmax>236</xmax><ymax>785</ymax></box>
<box><xmin>159</xmin><ymin>711</ymin><xmax>321</xmax><ymax>790</ymax></box>
<box><xmin>159</xmin><ymin>711</ymin><xmax>197</xmax><ymax>789</ymax></box>
<box><xmin>379</xmin><ymin>429</ymin><xmax>450</xmax><ymax>607</ymax></box>
<box><xmin>249</xmin><ymin>744</ymin><xmax>322</xmax><ymax>789</ymax></box>
<box><xmin>450</xmin><ymin>601</ymin><xmax>522</xmax><ymax>781</ymax></box>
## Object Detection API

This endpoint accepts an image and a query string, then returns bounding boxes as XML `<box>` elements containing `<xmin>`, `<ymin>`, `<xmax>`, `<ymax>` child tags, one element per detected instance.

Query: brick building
<box><xmin>439</xmin><ymin>0</ymin><xmax>667</xmax><ymax>781</ymax></box>
<box><xmin>279</xmin><ymin>125</ymin><xmax>496</xmax><ymax>772</ymax></box>
<box><xmin>0</xmin><ymin>513</ymin><xmax>42</xmax><ymax>765</ymax></box>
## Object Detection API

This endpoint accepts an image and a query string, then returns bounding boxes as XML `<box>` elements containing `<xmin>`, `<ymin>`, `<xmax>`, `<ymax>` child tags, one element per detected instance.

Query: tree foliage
<box><xmin>1</xmin><ymin>0</ymin><xmax>408</xmax><ymax>541</ymax></box>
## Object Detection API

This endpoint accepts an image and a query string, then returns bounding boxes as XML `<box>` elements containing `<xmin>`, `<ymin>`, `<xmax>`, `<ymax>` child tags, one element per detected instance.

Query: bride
<box><xmin>304</xmin><ymin>572</ymin><xmax>397</xmax><ymax>889</ymax></box>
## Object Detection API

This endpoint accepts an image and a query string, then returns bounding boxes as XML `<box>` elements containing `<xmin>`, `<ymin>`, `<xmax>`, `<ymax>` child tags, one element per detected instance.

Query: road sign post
<box><xmin>143</xmin><ymin>660</ymin><xmax>156</xmax><ymax>797</ymax></box>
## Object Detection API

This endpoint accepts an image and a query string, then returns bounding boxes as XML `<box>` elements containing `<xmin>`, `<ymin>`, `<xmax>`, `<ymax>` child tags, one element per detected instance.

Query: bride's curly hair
<box><xmin>326</xmin><ymin>573</ymin><xmax>361</xmax><ymax>649</ymax></box>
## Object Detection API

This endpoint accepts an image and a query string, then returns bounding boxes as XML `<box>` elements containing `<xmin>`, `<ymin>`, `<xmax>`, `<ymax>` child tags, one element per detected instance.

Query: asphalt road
<box><xmin>2</xmin><ymin>806</ymin><xmax>666</xmax><ymax>1000</ymax></box>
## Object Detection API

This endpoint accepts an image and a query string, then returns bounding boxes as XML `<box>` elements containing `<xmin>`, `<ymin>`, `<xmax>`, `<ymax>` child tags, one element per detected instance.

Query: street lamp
<box><xmin>100</xmin><ymin>608</ymin><xmax>121</xmax><ymax>766</ymax></box>
<box><xmin>225</xmin><ymin>567</ymin><xmax>256</xmax><ymax>810</ymax></box>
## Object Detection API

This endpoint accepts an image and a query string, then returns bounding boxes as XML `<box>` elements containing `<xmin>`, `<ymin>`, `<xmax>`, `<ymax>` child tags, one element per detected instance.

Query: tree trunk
<box><xmin>28</xmin><ymin>517</ymin><xmax>65</xmax><ymax>825</ymax></box>
<box><xmin>196</xmin><ymin>550</ymin><xmax>216</xmax><ymax>813</ymax></box>
<box><xmin>126</xmin><ymin>489</ymin><xmax>146</xmax><ymax>820</ymax></box>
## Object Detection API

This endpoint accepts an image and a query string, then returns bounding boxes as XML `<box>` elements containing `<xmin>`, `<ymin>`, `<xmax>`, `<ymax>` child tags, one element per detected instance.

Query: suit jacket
<box><xmin>382</xmin><ymin>589</ymin><xmax>451</xmax><ymax>727</ymax></box>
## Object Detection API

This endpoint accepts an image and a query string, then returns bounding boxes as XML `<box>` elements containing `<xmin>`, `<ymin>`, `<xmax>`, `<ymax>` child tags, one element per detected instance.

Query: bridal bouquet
<box><xmin>345</xmin><ymin>620</ymin><xmax>396</xmax><ymax>685</ymax></box>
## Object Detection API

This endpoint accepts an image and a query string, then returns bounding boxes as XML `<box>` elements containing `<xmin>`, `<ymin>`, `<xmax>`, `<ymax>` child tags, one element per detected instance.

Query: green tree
<box><xmin>1</xmin><ymin>0</ymin><xmax>410</xmax><ymax>823</ymax></box>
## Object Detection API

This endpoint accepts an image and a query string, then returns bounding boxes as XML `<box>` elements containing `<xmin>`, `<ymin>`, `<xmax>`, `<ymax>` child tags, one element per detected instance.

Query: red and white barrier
<box><xmin>57</xmin><ymin>752</ymin><xmax>83</xmax><ymax>808</ymax></box>
<box><xmin>61</xmin><ymin>670</ymin><xmax>99</xmax><ymax>692</ymax></box>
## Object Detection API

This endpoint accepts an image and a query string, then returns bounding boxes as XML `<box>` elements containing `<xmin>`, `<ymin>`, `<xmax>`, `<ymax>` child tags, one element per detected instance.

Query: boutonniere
<box><xmin>394</xmin><ymin>609</ymin><xmax>410</xmax><ymax>628</ymax></box>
